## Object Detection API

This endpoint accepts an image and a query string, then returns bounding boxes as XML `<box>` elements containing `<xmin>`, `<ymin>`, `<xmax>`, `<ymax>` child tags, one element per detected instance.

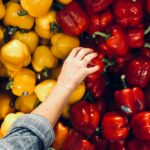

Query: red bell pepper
<box><xmin>101</xmin><ymin>112</ymin><xmax>129</xmax><ymax>141</ymax></box>
<box><xmin>131</xmin><ymin>112</ymin><xmax>150</xmax><ymax>140</ymax></box>
<box><xmin>125</xmin><ymin>58</ymin><xmax>150</xmax><ymax>87</ymax></box>
<box><xmin>91</xmin><ymin>135</ymin><xmax>108</xmax><ymax>150</ymax></box>
<box><xmin>113</xmin><ymin>0</ymin><xmax>143</xmax><ymax>28</ymax></box>
<box><xmin>87</xmin><ymin>10</ymin><xmax>113</xmax><ymax>35</ymax></box>
<box><xmin>109</xmin><ymin>140</ymin><xmax>126</xmax><ymax>150</ymax></box>
<box><xmin>93</xmin><ymin>25</ymin><xmax>128</xmax><ymax>57</ymax></box>
<box><xmin>83</xmin><ymin>0</ymin><xmax>114</xmax><ymax>16</ymax></box>
<box><xmin>127</xmin><ymin>26</ymin><xmax>150</xmax><ymax>49</ymax></box>
<box><xmin>56</xmin><ymin>1</ymin><xmax>89</xmax><ymax>36</ymax></box>
<box><xmin>71</xmin><ymin>101</ymin><xmax>100</xmax><ymax>136</ymax></box>
<box><xmin>127</xmin><ymin>139</ymin><xmax>150</xmax><ymax>150</ymax></box>
<box><xmin>87</xmin><ymin>53</ymin><xmax>104</xmax><ymax>81</ymax></box>
<box><xmin>114</xmin><ymin>75</ymin><xmax>146</xmax><ymax>116</ymax></box>
<box><xmin>95</xmin><ymin>98</ymin><xmax>106</xmax><ymax>115</ymax></box>
<box><xmin>62</xmin><ymin>129</ymin><xmax>95</xmax><ymax>150</ymax></box>
<box><xmin>85</xmin><ymin>75</ymin><xmax>106</xmax><ymax>98</ymax></box>
<box><xmin>140</xmin><ymin>47</ymin><xmax>150</xmax><ymax>59</ymax></box>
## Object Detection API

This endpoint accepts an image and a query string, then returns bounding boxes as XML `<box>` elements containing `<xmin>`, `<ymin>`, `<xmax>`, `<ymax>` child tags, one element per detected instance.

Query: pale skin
<box><xmin>32</xmin><ymin>47</ymin><xmax>99</xmax><ymax>127</ymax></box>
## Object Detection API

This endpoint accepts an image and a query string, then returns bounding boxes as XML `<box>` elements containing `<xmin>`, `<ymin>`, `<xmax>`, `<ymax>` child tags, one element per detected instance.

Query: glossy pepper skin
<box><xmin>98</xmin><ymin>25</ymin><xmax>128</xmax><ymax>57</ymax></box>
<box><xmin>125</xmin><ymin>58</ymin><xmax>150</xmax><ymax>88</ymax></box>
<box><xmin>127</xmin><ymin>139</ymin><xmax>150</xmax><ymax>150</ymax></box>
<box><xmin>140</xmin><ymin>47</ymin><xmax>150</xmax><ymax>59</ymax></box>
<box><xmin>51</xmin><ymin>33</ymin><xmax>80</xmax><ymax>59</ymax></box>
<box><xmin>114</xmin><ymin>87</ymin><xmax>146</xmax><ymax>116</ymax></box>
<box><xmin>20</xmin><ymin>0</ymin><xmax>53</xmax><ymax>17</ymax></box>
<box><xmin>85</xmin><ymin>75</ymin><xmax>106</xmax><ymax>98</ymax></box>
<box><xmin>109</xmin><ymin>140</ymin><xmax>126</xmax><ymax>150</ymax></box>
<box><xmin>53</xmin><ymin>122</ymin><xmax>69</xmax><ymax>150</ymax></box>
<box><xmin>0</xmin><ymin>39</ymin><xmax>31</xmax><ymax>71</ymax></box>
<box><xmin>56</xmin><ymin>1</ymin><xmax>89</xmax><ymax>36</ymax></box>
<box><xmin>4</xmin><ymin>2</ymin><xmax>34</xmax><ymax>30</ymax></box>
<box><xmin>102</xmin><ymin>112</ymin><xmax>129</xmax><ymax>141</ymax></box>
<box><xmin>11</xmin><ymin>68</ymin><xmax>36</xmax><ymax>96</ymax></box>
<box><xmin>113</xmin><ymin>0</ymin><xmax>143</xmax><ymax>28</ymax></box>
<box><xmin>62</xmin><ymin>129</ymin><xmax>95</xmax><ymax>150</ymax></box>
<box><xmin>88</xmin><ymin>10</ymin><xmax>113</xmax><ymax>35</ymax></box>
<box><xmin>83</xmin><ymin>0</ymin><xmax>114</xmax><ymax>16</ymax></box>
<box><xmin>127</xmin><ymin>28</ymin><xmax>144</xmax><ymax>49</ymax></box>
<box><xmin>12</xmin><ymin>31</ymin><xmax>39</xmax><ymax>54</ymax></box>
<box><xmin>131</xmin><ymin>112</ymin><xmax>150</xmax><ymax>140</ymax></box>
<box><xmin>71</xmin><ymin>101</ymin><xmax>100</xmax><ymax>136</ymax></box>
<box><xmin>35</xmin><ymin>10</ymin><xmax>57</xmax><ymax>39</ymax></box>
<box><xmin>32</xmin><ymin>46</ymin><xmax>58</xmax><ymax>72</ymax></box>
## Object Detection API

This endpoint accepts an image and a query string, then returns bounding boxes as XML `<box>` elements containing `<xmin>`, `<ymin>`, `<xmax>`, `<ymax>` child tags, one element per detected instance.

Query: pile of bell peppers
<box><xmin>0</xmin><ymin>0</ymin><xmax>150</xmax><ymax>149</ymax></box>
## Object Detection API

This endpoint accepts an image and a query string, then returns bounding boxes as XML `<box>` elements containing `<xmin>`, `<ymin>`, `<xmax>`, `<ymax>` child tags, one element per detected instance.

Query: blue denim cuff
<box><xmin>10</xmin><ymin>114</ymin><xmax>55</xmax><ymax>149</ymax></box>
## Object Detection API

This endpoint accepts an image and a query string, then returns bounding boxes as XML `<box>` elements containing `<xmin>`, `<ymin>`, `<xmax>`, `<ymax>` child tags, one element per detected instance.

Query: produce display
<box><xmin>0</xmin><ymin>0</ymin><xmax>150</xmax><ymax>150</ymax></box>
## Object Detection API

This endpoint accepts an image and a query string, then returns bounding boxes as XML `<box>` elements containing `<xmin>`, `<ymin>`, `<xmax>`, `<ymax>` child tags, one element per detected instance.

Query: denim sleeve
<box><xmin>0</xmin><ymin>114</ymin><xmax>55</xmax><ymax>150</ymax></box>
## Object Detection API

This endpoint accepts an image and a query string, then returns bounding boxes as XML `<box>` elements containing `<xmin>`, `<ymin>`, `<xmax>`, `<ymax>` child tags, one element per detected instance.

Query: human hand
<box><xmin>57</xmin><ymin>47</ymin><xmax>99</xmax><ymax>91</ymax></box>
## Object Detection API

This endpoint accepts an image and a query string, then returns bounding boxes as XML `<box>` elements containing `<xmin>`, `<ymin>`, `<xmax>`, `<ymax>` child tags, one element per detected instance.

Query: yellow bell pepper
<box><xmin>68</xmin><ymin>82</ymin><xmax>86</xmax><ymax>105</ymax></box>
<box><xmin>50</xmin><ymin>66</ymin><xmax>62</xmax><ymax>80</ymax></box>
<box><xmin>53</xmin><ymin>122</ymin><xmax>69</xmax><ymax>150</ymax></box>
<box><xmin>57</xmin><ymin>0</ymin><xmax>73</xmax><ymax>5</ymax></box>
<box><xmin>0</xmin><ymin>39</ymin><xmax>31</xmax><ymax>71</ymax></box>
<box><xmin>51</xmin><ymin>33</ymin><xmax>80</xmax><ymax>59</ymax></box>
<box><xmin>12</xmin><ymin>31</ymin><xmax>39</xmax><ymax>54</ymax></box>
<box><xmin>15</xmin><ymin>93</ymin><xmax>37</xmax><ymax>113</ymax></box>
<box><xmin>0</xmin><ymin>64</ymin><xmax>8</xmax><ymax>78</ymax></box>
<box><xmin>21</xmin><ymin>0</ymin><xmax>53</xmax><ymax>17</ymax></box>
<box><xmin>0</xmin><ymin>26</ymin><xmax>4</xmax><ymax>42</ymax></box>
<box><xmin>10</xmin><ymin>68</ymin><xmax>36</xmax><ymax>96</ymax></box>
<box><xmin>1</xmin><ymin>112</ymin><xmax>24</xmax><ymax>136</ymax></box>
<box><xmin>62</xmin><ymin>104</ymin><xmax>70</xmax><ymax>119</ymax></box>
<box><xmin>3</xmin><ymin>2</ymin><xmax>34</xmax><ymax>30</ymax></box>
<box><xmin>0</xmin><ymin>94</ymin><xmax>14</xmax><ymax>120</ymax></box>
<box><xmin>34</xmin><ymin>80</ymin><xmax>57</xmax><ymax>102</ymax></box>
<box><xmin>32</xmin><ymin>46</ymin><xmax>58</xmax><ymax>72</ymax></box>
<box><xmin>35</xmin><ymin>10</ymin><xmax>57</xmax><ymax>39</ymax></box>
<box><xmin>0</xmin><ymin>0</ymin><xmax>5</xmax><ymax>20</ymax></box>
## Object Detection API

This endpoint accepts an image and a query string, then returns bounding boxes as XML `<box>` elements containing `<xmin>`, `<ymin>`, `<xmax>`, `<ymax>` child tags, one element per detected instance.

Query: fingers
<box><xmin>75</xmin><ymin>48</ymin><xmax>93</xmax><ymax>60</ymax></box>
<box><xmin>69</xmin><ymin>47</ymin><xmax>83</xmax><ymax>58</ymax></box>
<box><xmin>86</xmin><ymin>66</ymin><xmax>99</xmax><ymax>74</ymax></box>
<box><xmin>82</xmin><ymin>53</ymin><xmax>97</xmax><ymax>65</ymax></box>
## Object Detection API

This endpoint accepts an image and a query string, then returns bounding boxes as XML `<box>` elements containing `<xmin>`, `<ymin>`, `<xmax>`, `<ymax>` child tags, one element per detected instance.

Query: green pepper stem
<box><xmin>92</xmin><ymin>31</ymin><xmax>110</xmax><ymax>39</ymax></box>
<box><xmin>144</xmin><ymin>26</ymin><xmax>150</xmax><ymax>35</ymax></box>
<box><xmin>5</xmin><ymin>81</ymin><xmax>13</xmax><ymax>90</ymax></box>
<box><xmin>50</xmin><ymin>22</ymin><xmax>62</xmax><ymax>32</ymax></box>
<box><xmin>17</xmin><ymin>10</ymin><xmax>28</xmax><ymax>16</ymax></box>
<box><xmin>144</xmin><ymin>43</ymin><xmax>150</xmax><ymax>48</ymax></box>
<box><xmin>121</xmin><ymin>75</ymin><xmax>127</xmax><ymax>89</ymax></box>
<box><xmin>84</xmin><ymin>91</ymin><xmax>94</xmax><ymax>102</ymax></box>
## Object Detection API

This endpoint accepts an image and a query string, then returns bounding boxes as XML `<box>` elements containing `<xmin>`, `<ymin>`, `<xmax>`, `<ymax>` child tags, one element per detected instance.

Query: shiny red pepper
<box><xmin>113</xmin><ymin>0</ymin><xmax>143</xmax><ymax>28</ymax></box>
<box><xmin>85</xmin><ymin>75</ymin><xmax>106</xmax><ymax>98</ymax></box>
<box><xmin>114</xmin><ymin>75</ymin><xmax>146</xmax><ymax>116</ymax></box>
<box><xmin>91</xmin><ymin>135</ymin><xmax>108</xmax><ymax>150</ymax></box>
<box><xmin>109</xmin><ymin>140</ymin><xmax>126</xmax><ymax>150</ymax></box>
<box><xmin>95</xmin><ymin>25</ymin><xmax>128</xmax><ymax>57</ymax></box>
<box><xmin>83</xmin><ymin>0</ymin><xmax>114</xmax><ymax>16</ymax></box>
<box><xmin>87</xmin><ymin>10</ymin><xmax>113</xmax><ymax>35</ymax></box>
<box><xmin>62</xmin><ymin>129</ymin><xmax>95</xmax><ymax>150</ymax></box>
<box><xmin>131</xmin><ymin>112</ymin><xmax>150</xmax><ymax>140</ymax></box>
<box><xmin>127</xmin><ymin>139</ymin><xmax>150</xmax><ymax>150</ymax></box>
<box><xmin>71</xmin><ymin>101</ymin><xmax>100</xmax><ymax>136</ymax></box>
<box><xmin>56</xmin><ymin>1</ymin><xmax>89</xmax><ymax>36</ymax></box>
<box><xmin>125</xmin><ymin>58</ymin><xmax>150</xmax><ymax>87</ymax></box>
<box><xmin>101</xmin><ymin>112</ymin><xmax>129</xmax><ymax>141</ymax></box>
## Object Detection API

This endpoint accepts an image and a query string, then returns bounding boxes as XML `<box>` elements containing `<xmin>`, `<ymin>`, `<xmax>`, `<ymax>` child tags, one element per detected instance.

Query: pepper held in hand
<box><xmin>56</xmin><ymin>1</ymin><xmax>89</xmax><ymax>36</ymax></box>
<box><xmin>71</xmin><ymin>101</ymin><xmax>100</xmax><ymax>136</ymax></box>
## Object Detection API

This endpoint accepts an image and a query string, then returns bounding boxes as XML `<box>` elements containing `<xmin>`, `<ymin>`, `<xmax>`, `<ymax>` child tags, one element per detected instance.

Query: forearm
<box><xmin>32</xmin><ymin>83</ymin><xmax>74</xmax><ymax>127</ymax></box>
